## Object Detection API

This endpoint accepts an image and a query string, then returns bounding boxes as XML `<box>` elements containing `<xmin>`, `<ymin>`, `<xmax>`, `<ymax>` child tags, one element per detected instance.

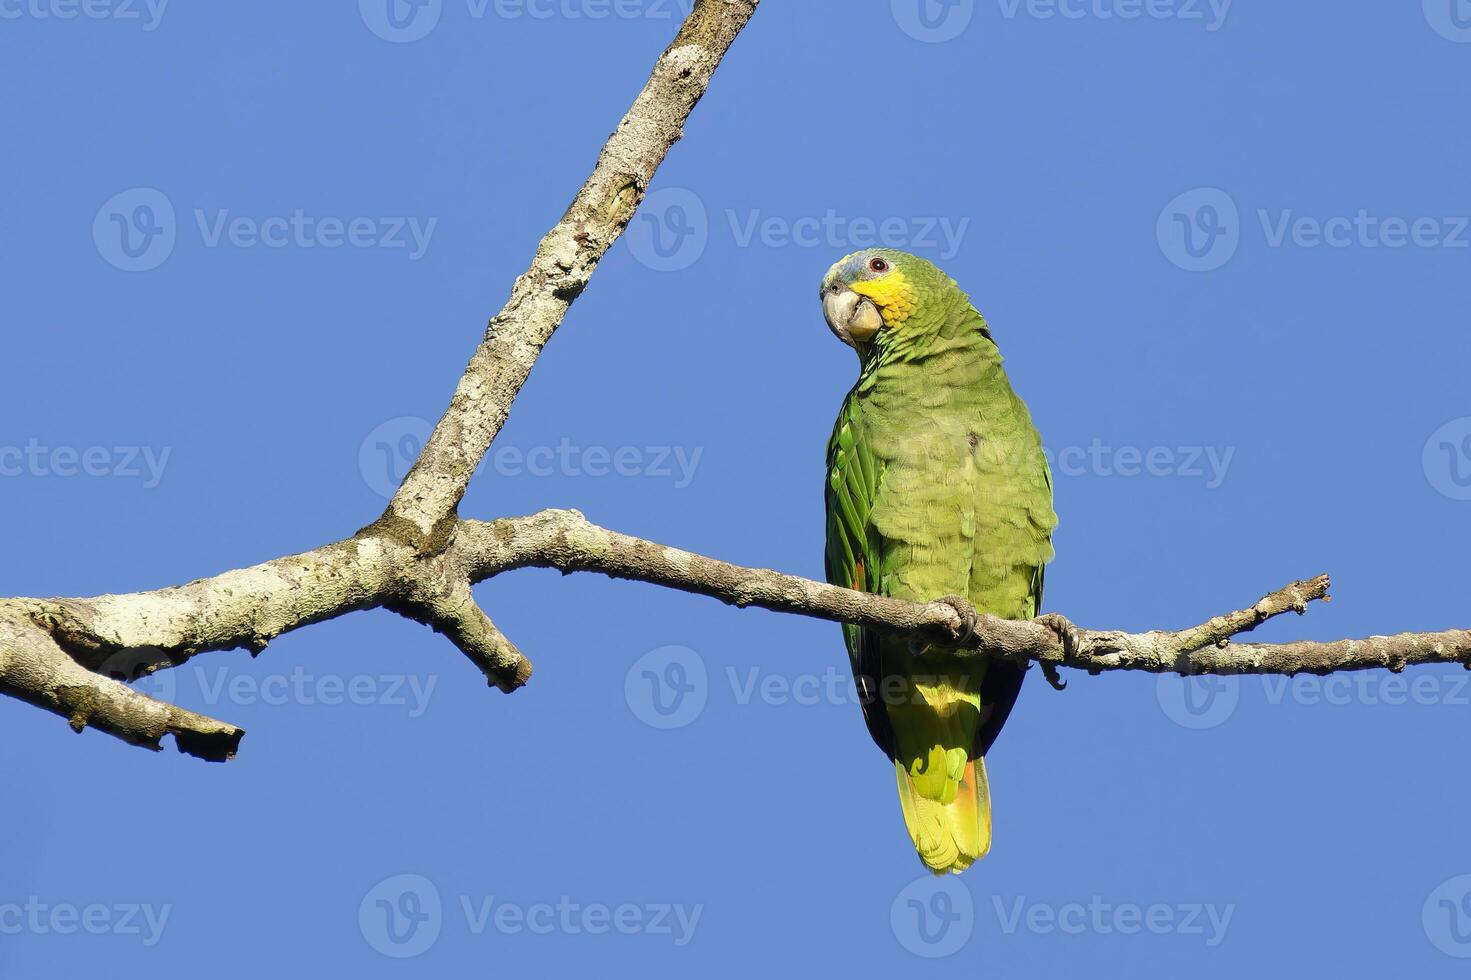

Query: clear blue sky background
<box><xmin>3</xmin><ymin>1</ymin><xmax>1470</xmax><ymax>975</ymax></box>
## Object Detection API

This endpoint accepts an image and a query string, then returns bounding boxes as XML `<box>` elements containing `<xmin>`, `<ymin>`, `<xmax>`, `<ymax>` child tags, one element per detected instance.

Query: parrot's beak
<box><xmin>822</xmin><ymin>285</ymin><xmax>883</xmax><ymax>351</ymax></box>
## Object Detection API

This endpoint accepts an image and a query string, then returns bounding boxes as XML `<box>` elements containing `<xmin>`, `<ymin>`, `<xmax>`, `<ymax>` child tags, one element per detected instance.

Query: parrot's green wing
<box><xmin>824</xmin><ymin>388</ymin><xmax>895</xmax><ymax>756</ymax></box>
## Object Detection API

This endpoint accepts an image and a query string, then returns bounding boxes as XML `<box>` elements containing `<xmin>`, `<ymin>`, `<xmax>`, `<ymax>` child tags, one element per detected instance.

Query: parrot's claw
<box><xmin>1035</xmin><ymin>613</ymin><xmax>1079</xmax><ymax>691</ymax></box>
<box><xmin>1039</xmin><ymin>662</ymin><xmax>1068</xmax><ymax>692</ymax></box>
<box><xmin>936</xmin><ymin>595</ymin><xmax>980</xmax><ymax>647</ymax></box>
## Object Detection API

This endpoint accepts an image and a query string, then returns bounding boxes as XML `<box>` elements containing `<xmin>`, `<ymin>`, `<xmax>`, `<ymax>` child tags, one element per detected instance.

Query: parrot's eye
<box><xmin>868</xmin><ymin>257</ymin><xmax>889</xmax><ymax>274</ymax></box>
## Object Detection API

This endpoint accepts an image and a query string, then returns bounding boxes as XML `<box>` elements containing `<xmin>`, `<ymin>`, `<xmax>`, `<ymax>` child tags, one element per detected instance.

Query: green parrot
<box><xmin>821</xmin><ymin>248</ymin><xmax>1057</xmax><ymax>874</ymax></box>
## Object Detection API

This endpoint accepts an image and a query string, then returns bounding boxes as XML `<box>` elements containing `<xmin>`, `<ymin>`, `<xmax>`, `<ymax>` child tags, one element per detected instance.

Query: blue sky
<box><xmin>2</xmin><ymin>1</ymin><xmax>1470</xmax><ymax>975</ymax></box>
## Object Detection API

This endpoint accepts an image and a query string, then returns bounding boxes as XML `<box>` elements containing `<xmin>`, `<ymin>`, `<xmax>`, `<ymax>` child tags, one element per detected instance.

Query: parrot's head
<box><xmin>820</xmin><ymin>248</ymin><xmax>949</xmax><ymax>358</ymax></box>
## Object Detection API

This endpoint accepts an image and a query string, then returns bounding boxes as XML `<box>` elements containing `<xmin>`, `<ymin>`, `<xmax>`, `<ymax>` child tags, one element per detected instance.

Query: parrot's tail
<box><xmin>894</xmin><ymin>757</ymin><xmax>992</xmax><ymax>875</ymax></box>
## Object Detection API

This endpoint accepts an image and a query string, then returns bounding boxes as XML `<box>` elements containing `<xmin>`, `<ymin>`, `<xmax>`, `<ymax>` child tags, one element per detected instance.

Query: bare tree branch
<box><xmin>463</xmin><ymin>510</ymin><xmax>1471</xmax><ymax>677</ymax></box>
<box><xmin>0</xmin><ymin>607</ymin><xmax>244</xmax><ymax>760</ymax></box>
<box><xmin>4</xmin><ymin>0</ymin><xmax>1465</xmax><ymax>761</ymax></box>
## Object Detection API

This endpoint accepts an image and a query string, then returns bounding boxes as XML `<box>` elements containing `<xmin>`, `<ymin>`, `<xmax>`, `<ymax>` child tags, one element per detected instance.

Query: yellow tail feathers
<box><xmin>895</xmin><ymin>757</ymin><xmax>992</xmax><ymax>874</ymax></box>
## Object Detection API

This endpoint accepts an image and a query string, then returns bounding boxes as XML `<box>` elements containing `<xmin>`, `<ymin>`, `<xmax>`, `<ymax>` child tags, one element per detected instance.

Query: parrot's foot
<box><xmin>1034</xmin><ymin>613</ymin><xmax>1079</xmax><ymax>691</ymax></box>
<box><xmin>936</xmin><ymin>595</ymin><xmax>980</xmax><ymax>646</ymax></box>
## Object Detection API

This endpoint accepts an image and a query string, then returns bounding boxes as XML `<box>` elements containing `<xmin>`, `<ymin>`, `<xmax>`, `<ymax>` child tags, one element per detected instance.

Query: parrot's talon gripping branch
<box><xmin>935</xmin><ymin>595</ymin><xmax>980</xmax><ymax>646</ymax></box>
<box><xmin>1034</xmin><ymin>613</ymin><xmax>1079</xmax><ymax>690</ymax></box>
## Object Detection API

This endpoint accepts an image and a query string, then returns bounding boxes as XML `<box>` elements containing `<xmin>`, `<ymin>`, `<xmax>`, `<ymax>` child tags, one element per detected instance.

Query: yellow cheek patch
<box><xmin>850</xmin><ymin>270</ymin><xmax>917</xmax><ymax>327</ymax></box>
